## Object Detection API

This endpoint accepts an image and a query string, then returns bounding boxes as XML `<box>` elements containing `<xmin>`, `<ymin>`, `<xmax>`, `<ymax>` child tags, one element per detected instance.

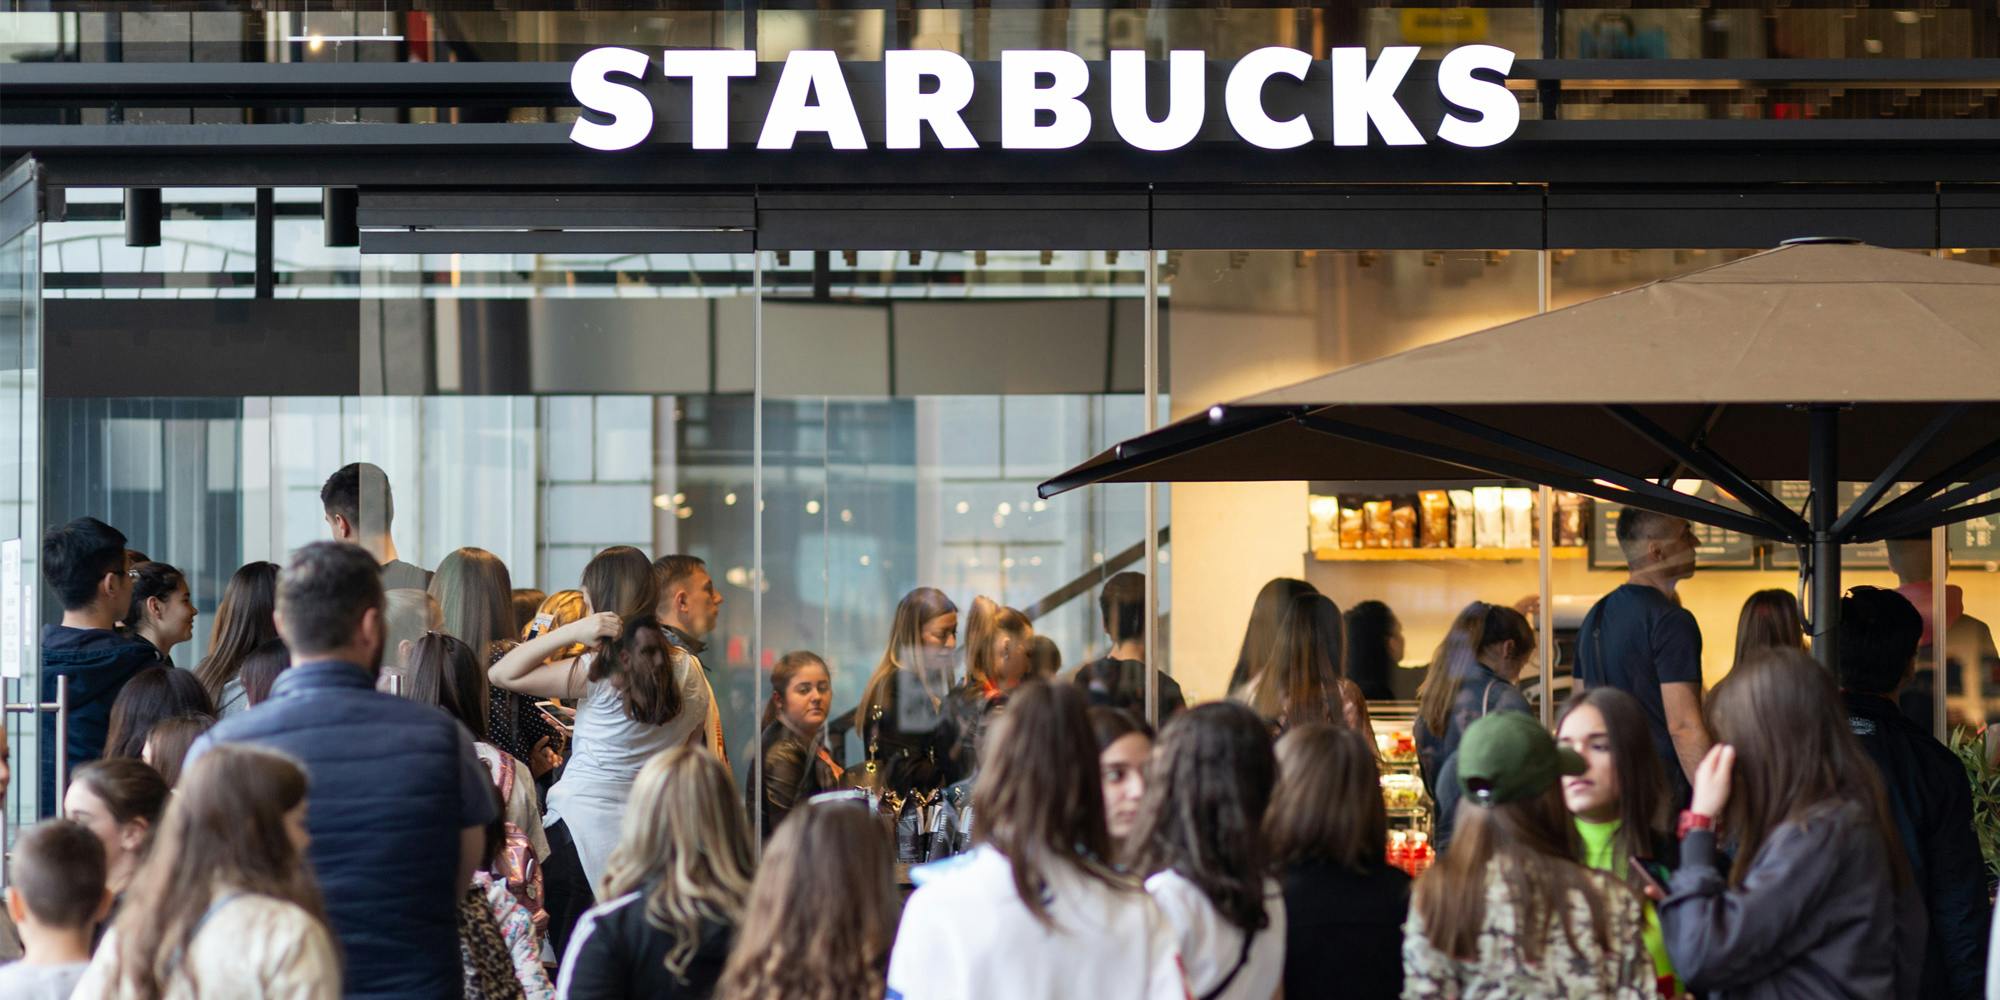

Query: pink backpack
<box><xmin>482</xmin><ymin>751</ymin><xmax>547</xmax><ymax>938</ymax></box>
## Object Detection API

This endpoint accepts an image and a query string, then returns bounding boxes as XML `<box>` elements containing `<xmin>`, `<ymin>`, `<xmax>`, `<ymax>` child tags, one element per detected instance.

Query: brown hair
<box><xmin>964</xmin><ymin>596</ymin><xmax>1032</xmax><ymax>692</ymax></box>
<box><xmin>1267</xmin><ymin>725</ymin><xmax>1386</xmax><ymax>872</ymax></box>
<box><xmin>718</xmin><ymin>800</ymin><xmax>898</xmax><ymax>1000</ymax></box>
<box><xmin>1417</xmin><ymin>601</ymin><xmax>1534</xmax><ymax>737</ymax></box>
<box><xmin>591</xmin><ymin>615</ymin><xmax>685</xmax><ymax>726</ymax></box>
<box><xmin>403</xmin><ymin>632</ymin><xmax>490</xmax><ymax>741</ymax></box>
<box><xmin>124</xmin><ymin>562</ymin><xmax>188</xmax><ymax>645</ymax></box>
<box><xmin>1227</xmin><ymin>577</ymin><xmax>1317</xmax><ymax>695</ymax></box>
<box><xmin>104</xmin><ymin>667</ymin><xmax>214</xmax><ymax>761</ymax></box>
<box><xmin>71</xmin><ymin>758</ymin><xmax>170</xmax><ymax>835</ymax></box>
<box><xmin>1129</xmin><ymin>701</ymin><xmax>1277</xmax><ymax>934</ymax></box>
<box><xmin>193</xmin><ymin>561</ymin><xmax>281</xmax><ymax>702</ymax></box>
<box><xmin>238</xmin><ymin>638</ymin><xmax>292</xmax><ymax>707</ymax></box>
<box><xmin>973</xmin><ymin>680</ymin><xmax>1127</xmax><ymax>925</ymax></box>
<box><xmin>764</xmin><ymin>650</ymin><xmax>831</xmax><ymax>731</ymax></box>
<box><xmin>583</xmin><ymin>546</ymin><xmax>659</xmax><ymax>621</ymax></box>
<box><xmin>602</xmin><ymin>748</ymin><xmax>755</xmax><ymax>977</ymax></box>
<box><xmin>1249</xmin><ymin>592</ymin><xmax>1347</xmax><ymax>730</ymax></box>
<box><xmin>1732</xmin><ymin>589</ymin><xmax>1805</xmax><ymax>669</ymax></box>
<box><xmin>430</xmin><ymin>547</ymin><xmax>516</xmax><ymax>658</ymax></box>
<box><xmin>1556</xmin><ymin>688</ymin><xmax>1671</xmax><ymax>870</ymax></box>
<box><xmin>143</xmin><ymin>714</ymin><xmax>215</xmax><ymax>789</ymax></box>
<box><xmin>857</xmin><ymin>587</ymin><xmax>958</xmax><ymax>727</ymax></box>
<box><xmin>13</xmin><ymin>819</ymin><xmax>107</xmax><ymax>929</ymax></box>
<box><xmin>108</xmin><ymin>745</ymin><xmax>328</xmax><ymax>999</ymax></box>
<box><xmin>1706</xmin><ymin>648</ymin><xmax>1911</xmax><ymax>890</ymax></box>
<box><xmin>1413</xmin><ymin>783</ymin><xmax>1619</xmax><ymax>962</ymax></box>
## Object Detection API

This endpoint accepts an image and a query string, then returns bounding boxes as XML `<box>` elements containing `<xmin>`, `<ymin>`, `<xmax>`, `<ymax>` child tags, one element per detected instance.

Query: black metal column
<box><xmin>253</xmin><ymin>187</ymin><xmax>274</xmax><ymax>299</ymax></box>
<box><xmin>1809</xmin><ymin>405</ymin><xmax>1841</xmax><ymax>669</ymax></box>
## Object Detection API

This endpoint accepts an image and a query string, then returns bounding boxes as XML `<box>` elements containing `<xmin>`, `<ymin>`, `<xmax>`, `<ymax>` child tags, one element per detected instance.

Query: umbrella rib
<box><xmin>1603</xmin><ymin>404</ymin><xmax>1808</xmax><ymax>542</ymax></box>
<box><xmin>1852</xmin><ymin>467</ymin><xmax>2000</xmax><ymax>543</ymax></box>
<box><xmin>1852</xmin><ymin>494</ymin><xmax>2000</xmax><ymax>544</ymax></box>
<box><xmin>1829</xmin><ymin>403</ymin><xmax>1966</xmax><ymax>540</ymax></box>
<box><xmin>1858</xmin><ymin>435</ymin><xmax>2000</xmax><ymax>530</ymax></box>
<box><xmin>1294</xmin><ymin>414</ymin><xmax>1777</xmax><ymax>539</ymax></box>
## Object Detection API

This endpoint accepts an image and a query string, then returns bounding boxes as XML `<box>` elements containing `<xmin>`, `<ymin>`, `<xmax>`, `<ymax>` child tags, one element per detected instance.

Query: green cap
<box><xmin>1455</xmin><ymin>712</ymin><xmax>1586</xmax><ymax>806</ymax></box>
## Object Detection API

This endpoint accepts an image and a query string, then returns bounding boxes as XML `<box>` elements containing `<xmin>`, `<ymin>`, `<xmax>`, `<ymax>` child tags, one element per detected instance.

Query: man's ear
<box><xmin>4</xmin><ymin>886</ymin><xmax>22</xmax><ymax>923</ymax></box>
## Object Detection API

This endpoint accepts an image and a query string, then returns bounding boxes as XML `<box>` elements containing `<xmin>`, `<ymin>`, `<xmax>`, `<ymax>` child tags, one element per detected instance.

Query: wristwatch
<box><xmin>1677</xmin><ymin>809</ymin><xmax>1715</xmax><ymax>839</ymax></box>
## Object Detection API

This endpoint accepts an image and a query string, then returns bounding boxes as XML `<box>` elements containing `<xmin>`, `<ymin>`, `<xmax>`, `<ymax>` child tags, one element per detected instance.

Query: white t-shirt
<box><xmin>887</xmin><ymin>846</ymin><xmax>1188</xmax><ymax>1000</ymax></box>
<box><xmin>1145</xmin><ymin>870</ymin><xmax>1286</xmax><ymax>1000</ymax></box>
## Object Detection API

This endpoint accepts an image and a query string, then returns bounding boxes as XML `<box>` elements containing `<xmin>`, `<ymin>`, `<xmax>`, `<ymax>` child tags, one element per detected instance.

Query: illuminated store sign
<box><xmin>569</xmin><ymin>46</ymin><xmax>1519</xmax><ymax>152</ymax></box>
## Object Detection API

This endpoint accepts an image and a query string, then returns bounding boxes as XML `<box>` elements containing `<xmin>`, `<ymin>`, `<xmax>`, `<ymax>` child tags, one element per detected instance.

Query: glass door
<box><xmin>0</xmin><ymin>156</ymin><xmax>44</xmax><ymax>835</ymax></box>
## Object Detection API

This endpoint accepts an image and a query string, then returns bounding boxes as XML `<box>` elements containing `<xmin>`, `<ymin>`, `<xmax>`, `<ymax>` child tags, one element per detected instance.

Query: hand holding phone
<box><xmin>1628</xmin><ymin>857</ymin><xmax>1668</xmax><ymax>901</ymax></box>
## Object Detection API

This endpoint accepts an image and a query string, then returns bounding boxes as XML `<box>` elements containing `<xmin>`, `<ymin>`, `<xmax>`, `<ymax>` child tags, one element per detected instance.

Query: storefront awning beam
<box><xmin>1602</xmin><ymin>403</ymin><xmax>1808</xmax><ymax>542</ymax></box>
<box><xmin>1829</xmin><ymin>402</ymin><xmax>1965</xmax><ymax>539</ymax></box>
<box><xmin>1294</xmin><ymin>413</ymin><xmax>1777</xmax><ymax>538</ymax></box>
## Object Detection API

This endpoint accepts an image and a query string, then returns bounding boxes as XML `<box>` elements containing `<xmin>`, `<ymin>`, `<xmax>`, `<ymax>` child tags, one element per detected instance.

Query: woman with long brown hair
<box><xmin>193</xmin><ymin>560</ymin><xmax>279</xmax><ymax>716</ymax></box>
<box><xmin>1413</xmin><ymin>600</ymin><xmax>1536</xmax><ymax>848</ymax></box>
<box><xmin>1555</xmin><ymin>687</ymin><xmax>1680</xmax><ymax>996</ymax></box>
<box><xmin>950</xmin><ymin>596</ymin><xmax>1034</xmax><ymax>774</ymax></box>
<box><xmin>718</xmin><ymin>796</ymin><xmax>900</xmax><ymax>1000</ymax></box>
<box><xmin>888</xmin><ymin>681</ymin><xmax>1187</xmax><ymax>1000</ymax></box>
<box><xmin>1130</xmin><ymin>701</ymin><xmax>1285</xmax><ymax>1000</ymax></box>
<box><xmin>1267</xmin><ymin>724</ymin><xmax>1408</xmax><ymax>999</ymax></box>
<box><xmin>63</xmin><ymin>758</ymin><xmax>168</xmax><ymax>904</ymax></box>
<box><xmin>433</xmin><ymin>547</ymin><xmax>565</xmax><ymax>776</ymax></box>
<box><xmin>756</xmin><ymin>650</ymin><xmax>841</xmax><ymax>838</ymax></box>
<box><xmin>1224</xmin><ymin>577</ymin><xmax>1317</xmax><ymax>697</ymax></box>
<box><xmin>103</xmin><ymin>666</ymin><xmax>214</xmax><ymax>761</ymax></box>
<box><xmin>1237</xmin><ymin>591</ymin><xmax>1346</xmax><ymax>733</ymax></box>
<box><xmin>77</xmin><ymin>744</ymin><xmax>338</xmax><ymax>998</ymax></box>
<box><xmin>1658</xmin><ymin>648</ymin><xmax>1921</xmax><ymax>998</ymax></box>
<box><xmin>122</xmin><ymin>562</ymin><xmax>197</xmax><ymax>668</ymax></box>
<box><xmin>852</xmin><ymin>586</ymin><xmax>962</xmax><ymax>798</ymax></box>
<box><xmin>562</xmin><ymin>747</ymin><xmax>753</xmax><ymax>998</ymax></box>
<box><xmin>1403</xmin><ymin>712</ymin><xmax>1652</xmax><ymax>998</ymax></box>
<box><xmin>490</xmin><ymin>546</ymin><xmax>709</xmax><ymax>954</ymax></box>
<box><xmin>1730</xmin><ymin>589</ymin><xmax>1805</xmax><ymax>670</ymax></box>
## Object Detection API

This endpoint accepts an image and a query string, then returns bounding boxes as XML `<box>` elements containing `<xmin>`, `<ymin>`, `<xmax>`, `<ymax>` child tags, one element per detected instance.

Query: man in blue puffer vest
<box><xmin>191</xmin><ymin>541</ymin><xmax>498</xmax><ymax>999</ymax></box>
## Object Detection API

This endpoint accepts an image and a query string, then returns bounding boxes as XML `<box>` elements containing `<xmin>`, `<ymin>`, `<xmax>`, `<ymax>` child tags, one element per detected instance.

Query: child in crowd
<box><xmin>0</xmin><ymin>820</ymin><xmax>111</xmax><ymax>1000</ymax></box>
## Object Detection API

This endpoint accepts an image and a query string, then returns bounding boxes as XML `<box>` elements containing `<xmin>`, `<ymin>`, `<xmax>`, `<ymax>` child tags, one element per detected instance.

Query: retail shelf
<box><xmin>1313</xmin><ymin>546</ymin><xmax>1587</xmax><ymax>563</ymax></box>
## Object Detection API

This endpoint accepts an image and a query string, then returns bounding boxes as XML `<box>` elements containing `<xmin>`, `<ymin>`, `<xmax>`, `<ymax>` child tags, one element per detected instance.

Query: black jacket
<box><xmin>1280</xmin><ymin>859</ymin><xmax>1410</xmax><ymax>1000</ymax></box>
<box><xmin>855</xmin><ymin>671</ymin><xmax>965</xmax><ymax>798</ymax></box>
<box><xmin>39</xmin><ymin>624</ymin><xmax>159</xmax><ymax>809</ymax></box>
<box><xmin>1845</xmin><ymin>691</ymin><xmax>1990</xmax><ymax>999</ymax></box>
<box><xmin>1066</xmin><ymin>657</ymin><xmax>1187</xmax><ymax>719</ymax></box>
<box><xmin>756</xmin><ymin>721</ymin><xmax>837</xmax><ymax>838</ymax></box>
<box><xmin>558</xmin><ymin>885</ymin><xmax>734</xmax><ymax>999</ymax></box>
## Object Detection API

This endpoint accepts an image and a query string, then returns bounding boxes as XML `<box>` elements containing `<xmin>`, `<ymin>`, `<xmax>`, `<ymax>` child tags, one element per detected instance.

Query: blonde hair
<box><xmin>599</xmin><ymin>747</ymin><xmax>755</xmax><ymax>977</ymax></box>
<box><xmin>964</xmin><ymin>596</ymin><xmax>1032</xmax><ymax>692</ymax></box>
<box><xmin>528</xmin><ymin>589</ymin><xmax>590</xmax><ymax>660</ymax></box>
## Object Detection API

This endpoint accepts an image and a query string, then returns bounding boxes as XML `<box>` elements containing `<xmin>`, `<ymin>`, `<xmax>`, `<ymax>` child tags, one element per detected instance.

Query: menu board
<box><xmin>1589</xmin><ymin>481</ymin><xmax>1761</xmax><ymax>570</ymax></box>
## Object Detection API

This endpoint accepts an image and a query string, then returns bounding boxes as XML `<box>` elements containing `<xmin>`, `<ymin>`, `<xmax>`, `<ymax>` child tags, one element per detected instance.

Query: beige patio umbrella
<box><xmin>1039</xmin><ymin>239</ymin><xmax>2000</xmax><ymax>667</ymax></box>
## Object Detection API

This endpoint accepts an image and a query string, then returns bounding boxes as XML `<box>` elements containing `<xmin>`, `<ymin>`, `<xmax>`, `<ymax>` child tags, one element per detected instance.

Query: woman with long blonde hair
<box><xmin>560</xmin><ymin>747</ymin><xmax>753</xmax><ymax>998</ymax></box>
<box><xmin>718</xmin><ymin>797</ymin><xmax>900</xmax><ymax>1000</ymax></box>
<box><xmin>951</xmin><ymin>597</ymin><xmax>1034</xmax><ymax>773</ymax></box>
<box><xmin>78</xmin><ymin>744</ymin><xmax>339</xmax><ymax>998</ymax></box>
<box><xmin>851</xmin><ymin>587</ymin><xmax>962</xmax><ymax>798</ymax></box>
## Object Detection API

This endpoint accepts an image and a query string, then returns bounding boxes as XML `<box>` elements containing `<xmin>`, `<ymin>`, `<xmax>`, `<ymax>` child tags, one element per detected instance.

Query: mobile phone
<box><xmin>527</xmin><ymin>612</ymin><xmax>555</xmax><ymax>639</ymax></box>
<box><xmin>1628</xmin><ymin>856</ymin><xmax>1669</xmax><ymax>897</ymax></box>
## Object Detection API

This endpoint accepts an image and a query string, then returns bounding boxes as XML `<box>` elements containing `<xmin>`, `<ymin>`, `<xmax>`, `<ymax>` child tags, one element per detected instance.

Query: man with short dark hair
<box><xmin>38</xmin><ymin>516</ymin><xmax>159</xmax><ymax>812</ymax></box>
<box><xmin>1575</xmin><ymin>507</ymin><xmax>1709</xmax><ymax>806</ymax></box>
<box><xmin>321</xmin><ymin>462</ymin><xmax>432</xmax><ymax>591</ymax></box>
<box><xmin>1063</xmin><ymin>571</ymin><xmax>1185</xmax><ymax>719</ymax></box>
<box><xmin>1839</xmin><ymin>585</ymin><xmax>1990</xmax><ymax>999</ymax></box>
<box><xmin>654</xmin><ymin>553</ymin><xmax>728</xmax><ymax>758</ymax></box>
<box><xmin>191</xmin><ymin>541</ymin><xmax>496</xmax><ymax>1000</ymax></box>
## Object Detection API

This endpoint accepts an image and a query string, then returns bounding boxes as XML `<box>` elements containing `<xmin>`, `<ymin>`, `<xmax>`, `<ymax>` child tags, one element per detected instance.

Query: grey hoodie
<box><xmin>1659</xmin><ymin>798</ymin><xmax>1925</xmax><ymax>999</ymax></box>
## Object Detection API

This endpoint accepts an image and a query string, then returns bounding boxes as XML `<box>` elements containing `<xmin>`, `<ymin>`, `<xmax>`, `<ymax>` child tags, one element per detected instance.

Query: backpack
<box><xmin>482</xmin><ymin>750</ymin><xmax>547</xmax><ymax>938</ymax></box>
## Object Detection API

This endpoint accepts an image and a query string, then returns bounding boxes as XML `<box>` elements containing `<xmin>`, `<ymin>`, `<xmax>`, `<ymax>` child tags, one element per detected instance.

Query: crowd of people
<box><xmin>3</xmin><ymin>461</ymin><xmax>1996</xmax><ymax>999</ymax></box>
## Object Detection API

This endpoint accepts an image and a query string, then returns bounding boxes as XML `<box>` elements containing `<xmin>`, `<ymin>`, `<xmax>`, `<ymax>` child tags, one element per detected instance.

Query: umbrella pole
<box><xmin>1809</xmin><ymin>405</ymin><xmax>1842</xmax><ymax>670</ymax></box>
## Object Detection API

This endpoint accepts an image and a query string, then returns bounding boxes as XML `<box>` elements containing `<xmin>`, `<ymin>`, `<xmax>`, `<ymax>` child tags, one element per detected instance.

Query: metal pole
<box><xmin>54</xmin><ymin>675</ymin><xmax>68</xmax><ymax>816</ymax></box>
<box><xmin>1142</xmin><ymin>247</ymin><xmax>1159</xmax><ymax>729</ymax></box>
<box><xmin>751</xmin><ymin>250</ymin><xmax>765</xmax><ymax>850</ymax></box>
<box><xmin>1932</xmin><ymin>526</ymin><xmax>1948</xmax><ymax>743</ymax></box>
<box><xmin>1537</xmin><ymin>484</ymin><xmax>1554</xmax><ymax>728</ymax></box>
<box><xmin>1808</xmin><ymin>406</ymin><xmax>1840</xmax><ymax>669</ymax></box>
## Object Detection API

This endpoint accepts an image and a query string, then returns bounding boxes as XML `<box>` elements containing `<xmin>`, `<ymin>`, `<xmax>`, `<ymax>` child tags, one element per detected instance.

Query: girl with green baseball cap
<box><xmin>1402</xmin><ymin>711</ymin><xmax>1656</xmax><ymax>999</ymax></box>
